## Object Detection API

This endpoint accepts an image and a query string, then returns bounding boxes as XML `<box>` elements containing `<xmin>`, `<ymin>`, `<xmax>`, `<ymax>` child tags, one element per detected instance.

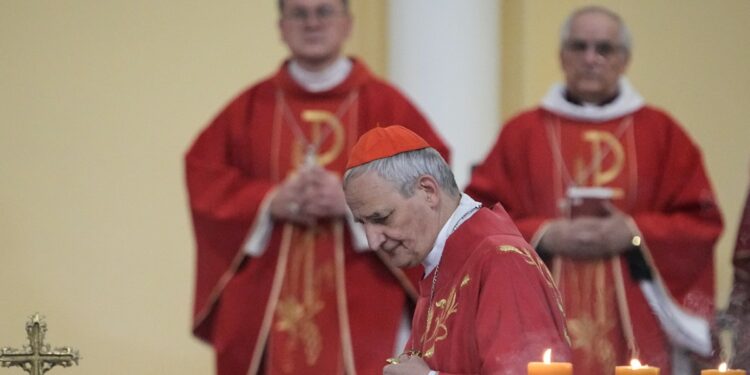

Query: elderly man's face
<box><xmin>279</xmin><ymin>0</ymin><xmax>351</xmax><ymax>69</ymax></box>
<box><xmin>344</xmin><ymin>171</ymin><xmax>438</xmax><ymax>268</ymax></box>
<box><xmin>560</xmin><ymin>11</ymin><xmax>628</xmax><ymax>103</ymax></box>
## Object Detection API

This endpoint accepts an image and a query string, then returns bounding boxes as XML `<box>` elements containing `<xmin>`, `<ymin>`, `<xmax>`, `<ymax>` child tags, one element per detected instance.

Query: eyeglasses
<box><xmin>564</xmin><ymin>40</ymin><xmax>623</xmax><ymax>57</ymax></box>
<box><xmin>283</xmin><ymin>5</ymin><xmax>344</xmax><ymax>24</ymax></box>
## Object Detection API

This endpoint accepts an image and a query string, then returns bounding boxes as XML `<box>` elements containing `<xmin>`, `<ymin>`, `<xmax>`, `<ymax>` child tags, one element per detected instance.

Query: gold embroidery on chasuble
<box><xmin>578</xmin><ymin>130</ymin><xmax>625</xmax><ymax>187</ymax></box>
<box><xmin>556</xmin><ymin>123</ymin><xmax>633</xmax><ymax>370</ymax></box>
<box><xmin>420</xmin><ymin>275</ymin><xmax>472</xmax><ymax>359</ymax></box>
<box><xmin>563</xmin><ymin>261</ymin><xmax>618</xmax><ymax>371</ymax></box>
<box><xmin>292</xmin><ymin>110</ymin><xmax>346</xmax><ymax>167</ymax></box>
<box><xmin>275</xmin><ymin>227</ymin><xmax>337</xmax><ymax>369</ymax></box>
<box><xmin>460</xmin><ymin>275</ymin><xmax>471</xmax><ymax>287</ymax></box>
<box><xmin>272</xmin><ymin>101</ymin><xmax>350</xmax><ymax>372</ymax></box>
<box><xmin>572</xmin><ymin>128</ymin><xmax>629</xmax><ymax>201</ymax></box>
<box><xmin>546</xmin><ymin>117</ymin><xmax>633</xmax><ymax>200</ymax></box>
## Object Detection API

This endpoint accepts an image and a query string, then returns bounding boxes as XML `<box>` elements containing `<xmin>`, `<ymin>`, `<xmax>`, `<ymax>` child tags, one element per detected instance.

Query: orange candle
<box><xmin>701</xmin><ymin>362</ymin><xmax>746</xmax><ymax>375</ymax></box>
<box><xmin>527</xmin><ymin>349</ymin><xmax>573</xmax><ymax>375</ymax></box>
<box><xmin>615</xmin><ymin>359</ymin><xmax>659</xmax><ymax>375</ymax></box>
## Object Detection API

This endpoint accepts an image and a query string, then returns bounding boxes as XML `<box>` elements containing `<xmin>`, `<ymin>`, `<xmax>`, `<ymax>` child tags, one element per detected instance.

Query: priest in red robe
<box><xmin>465</xmin><ymin>6</ymin><xmax>723</xmax><ymax>375</ymax></box>
<box><xmin>343</xmin><ymin>125</ymin><xmax>571</xmax><ymax>375</ymax></box>
<box><xmin>184</xmin><ymin>1</ymin><xmax>449</xmax><ymax>374</ymax></box>
<box><xmin>728</xmin><ymin>173</ymin><xmax>750</xmax><ymax>371</ymax></box>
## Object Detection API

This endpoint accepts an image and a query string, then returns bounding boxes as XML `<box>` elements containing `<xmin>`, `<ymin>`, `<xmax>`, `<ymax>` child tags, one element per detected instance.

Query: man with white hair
<box><xmin>466</xmin><ymin>6</ymin><xmax>722</xmax><ymax>375</ymax></box>
<box><xmin>344</xmin><ymin>125</ymin><xmax>570</xmax><ymax>375</ymax></box>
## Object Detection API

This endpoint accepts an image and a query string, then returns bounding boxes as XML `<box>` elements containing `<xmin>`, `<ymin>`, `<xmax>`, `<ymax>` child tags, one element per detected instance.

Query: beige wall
<box><xmin>1</xmin><ymin>1</ymin><xmax>747</xmax><ymax>374</ymax></box>
<box><xmin>0</xmin><ymin>1</ymin><xmax>383</xmax><ymax>374</ymax></box>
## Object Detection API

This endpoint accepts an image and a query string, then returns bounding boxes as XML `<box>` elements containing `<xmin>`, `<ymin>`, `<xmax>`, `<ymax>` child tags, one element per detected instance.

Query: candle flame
<box><xmin>630</xmin><ymin>359</ymin><xmax>642</xmax><ymax>369</ymax></box>
<box><xmin>719</xmin><ymin>362</ymin><xmax>727</xmax><ymax>372</ymax></box>
<box><xmin>543</xmin><ymin>348</ymin><xmax>551</xmax><ymax>364</ymax></box>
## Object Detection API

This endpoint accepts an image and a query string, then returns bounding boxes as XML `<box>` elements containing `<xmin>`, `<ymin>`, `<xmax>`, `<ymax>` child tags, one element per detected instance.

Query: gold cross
<box><xmin>1</xmin><ymin>314</ymin><xmax>80</xmax><ymax>374</ymax></box>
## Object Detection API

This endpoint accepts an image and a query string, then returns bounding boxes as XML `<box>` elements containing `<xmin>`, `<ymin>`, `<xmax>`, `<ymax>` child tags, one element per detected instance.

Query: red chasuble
<box><xmin>466</xmin><ymin>107</ymin><xmax>723</xmax><ymax>375</ymax></box>
<box><xmin>405</xmin><ymin>206</ymin><xmax>571</xmax><ymax>375</ymax></box>
<box><xmin>185</xmin><ymin>58</ymin><xmax>449</xmax><ymax>375</ymax></box>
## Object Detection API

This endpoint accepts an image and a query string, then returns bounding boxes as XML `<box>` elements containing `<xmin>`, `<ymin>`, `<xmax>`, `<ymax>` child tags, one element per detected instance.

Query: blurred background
<box><xmin>1</xmin><ymin>1</ymin><xmax>748</xmax><ymax>373</ymax></box>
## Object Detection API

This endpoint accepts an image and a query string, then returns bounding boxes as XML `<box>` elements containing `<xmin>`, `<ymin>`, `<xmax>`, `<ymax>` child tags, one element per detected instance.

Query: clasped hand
<box><xmin>540</xmin><ymin>203</ymin><xmax>635</xmax><ymax>259</ymax></box>
<box><xmin>270</xmin><ymin>165</ymin><xmax>347</xmax><ymax>226</ymax></box>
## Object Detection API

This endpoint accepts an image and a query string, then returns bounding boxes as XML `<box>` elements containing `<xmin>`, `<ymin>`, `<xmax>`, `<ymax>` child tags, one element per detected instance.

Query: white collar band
<box><xmin>422</xmin><ymin>194</ymin><xmax>481</xmax><ymax>277</ymax></box>
<box><xmin>288</xmin><ymin>57</ymin><xmax>353</xmax><ymax>93</ymax></box>
<box><xmin>541</xmin><ymin>77</ymin><xmax>645</xmax><ymax>122</ymax></box>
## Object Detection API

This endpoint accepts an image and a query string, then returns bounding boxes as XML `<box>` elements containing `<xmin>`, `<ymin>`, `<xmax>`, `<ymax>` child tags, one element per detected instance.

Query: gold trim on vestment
<box><xmin>333</xmin><ymin>221</ymin><xmax>357</xmax><ymax>374</ymax></box>
<box><xmin>612</xmin><ymin>256</ymin><xmax>638</xmax><ymax>359</ymax></box>
<box><xmin>193</xmin><ymin>247</ymin><xmax>249</xmax><ymax>338</ymax></box>
<box><xmin>248</xmin><ymin>224</ymin><xmax>295</xmax><ymax>375</ymax></box>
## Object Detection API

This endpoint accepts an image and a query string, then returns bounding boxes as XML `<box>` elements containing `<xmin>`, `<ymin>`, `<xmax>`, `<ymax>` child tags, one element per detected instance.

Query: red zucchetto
<box><xmin>345</xmin><ymin>125</ymin><xmax>431</xmax><ymax>170</ymax></box>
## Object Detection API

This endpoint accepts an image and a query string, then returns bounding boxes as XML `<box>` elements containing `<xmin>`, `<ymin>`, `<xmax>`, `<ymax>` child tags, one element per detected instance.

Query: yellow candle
<box><xmin>701</xmin><ymin>362</ymin><xmax>747</xmax><ymax>375</ymax></box>
<box><xmin>527</xmin><ymin>349</ymin><xmax>573</xmax><ymax>375</ymax></box>
<box><xmin>615</xmin><ymin>359</ymin><xmax>659</xmax><ymax>375</ymax></box>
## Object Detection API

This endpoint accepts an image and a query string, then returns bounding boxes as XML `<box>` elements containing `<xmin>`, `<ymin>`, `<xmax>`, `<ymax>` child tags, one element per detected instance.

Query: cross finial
<box><xmin>0</xmin><ymin>313</ymin><xmax>80</xmax><ymax>374</ymax></box>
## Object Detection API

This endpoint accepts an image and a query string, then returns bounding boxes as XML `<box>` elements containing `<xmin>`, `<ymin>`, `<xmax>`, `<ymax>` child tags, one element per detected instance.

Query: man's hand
<box><xmin>383</xmin><ymin>354</ymin><xmax>431</xmax><ymax>375</ymax></box>
<box><xmin>269</xmin><ymin>171</ymin><xmax>315</xmax><ymax>226</ymax></box>
<box><xmin>540</xmin><ymin>204</ymin><xmax>635</xmax><ymax>259</ymax></box>
<box><xmin>299</xmin><ymin>165</ymin><xmax>348</xmax><ymax>219</ymax></box>
<box><xmin>269</xmin><ymin>166</ymin><xmax>347</xmax><ymax>226</ymax></box>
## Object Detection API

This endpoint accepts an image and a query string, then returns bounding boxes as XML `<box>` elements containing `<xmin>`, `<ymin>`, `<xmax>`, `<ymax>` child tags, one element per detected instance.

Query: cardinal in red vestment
<box><xmin>344</xmin><ymin>125</ymin><xmax>571</xmax><ymax>375</ymax></box>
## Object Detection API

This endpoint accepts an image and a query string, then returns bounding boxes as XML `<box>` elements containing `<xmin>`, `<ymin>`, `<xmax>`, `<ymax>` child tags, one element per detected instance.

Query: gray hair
<box><xmin>344</xmin><ymin>148</ymin><xmax>460</xmax><ymax>198</ymax></box>
<box><xmin>560</xmin><ymin>6</ymin><xmax>632</xmax><ymax>56</ymax></box>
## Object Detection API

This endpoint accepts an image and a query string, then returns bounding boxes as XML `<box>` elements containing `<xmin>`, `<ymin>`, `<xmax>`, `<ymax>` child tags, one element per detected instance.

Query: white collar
<box><xmin>540</xmin><ymin>77</ymin><xmax>645</xmax><ymax>122</ymax></box>
<box><xmin>422</xmin><ymin>194</ymin><xmax>481</xmax><ymax>277</ymax></box>
<box><xmin>288</xmin><ymin>57</ymin><xmax>353</xmax><ymax>93</ymax></box>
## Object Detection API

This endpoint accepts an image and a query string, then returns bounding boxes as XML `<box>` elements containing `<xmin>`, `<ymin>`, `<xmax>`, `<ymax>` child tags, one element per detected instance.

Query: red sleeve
<box><xmin>632</xmin><ymin>120</ymin><xmax>722</xmax><ymax>315</ymax></box>
<box><xmin>184</xmin><ymin>88</ymin><xmax>276</xmax><ymax>341</ymax></box>
<box><xmin>186</xmin><ymin>96</ymin><xmax>274</xmax><ymax>224</ymax></box>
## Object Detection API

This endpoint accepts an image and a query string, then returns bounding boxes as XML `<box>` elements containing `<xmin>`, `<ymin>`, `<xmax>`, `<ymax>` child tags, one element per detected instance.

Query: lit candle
<box><xmin>527</xmin><ymin>349</ymin><xmax>573</xmax><ymax>375</ymax></box>
<box><xmin>615</xmin><ymin>359</ymin><xmax>659</xmax><ymax>375</ymax></box>
<box><xmin>701</xmin><ymin>362</ymin><xmax>746</xmax><ymax>375</ymax></box>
